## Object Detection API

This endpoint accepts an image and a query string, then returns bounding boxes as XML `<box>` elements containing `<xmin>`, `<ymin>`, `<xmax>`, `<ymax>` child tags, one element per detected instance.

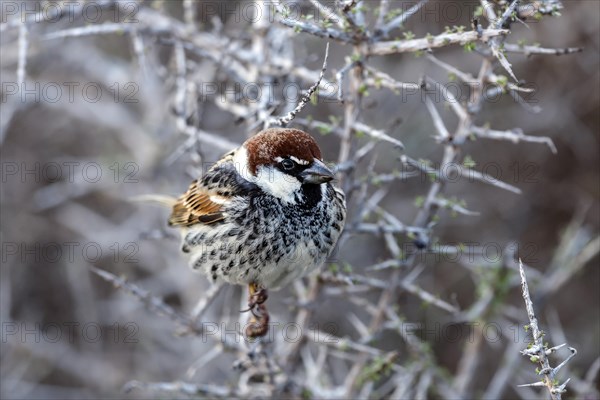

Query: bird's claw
<box><xmin>243</xmin><ymin>284</ymin><xmax>270</xmax><ymax>338</ymax></box>
<box><xmin>239</xmin><ymin>287</ymin><xmax>268</xmax><ymax>313</ymax></box>
<box><xmin>248</xmin><ymin>287</ymin><xmax>268</xmax><ymax>309</ymax></box>
<box><xmin>246</xmin><ymin>303</ymin><xmax>269</xmax><ymax>338</ymax></box>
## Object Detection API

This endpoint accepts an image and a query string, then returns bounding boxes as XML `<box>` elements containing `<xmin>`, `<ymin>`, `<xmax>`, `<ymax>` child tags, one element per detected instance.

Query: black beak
<box><xmin>300</xmin><ymin>159</ymin><xmax>335</xmax><ymax>184</ymax></box>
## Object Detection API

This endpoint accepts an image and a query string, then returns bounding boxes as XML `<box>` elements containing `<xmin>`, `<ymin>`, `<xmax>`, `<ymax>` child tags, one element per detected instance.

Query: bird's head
<box><xmin>233</xmin><ymin>128</ymin><xmax>335</xmax><ymax>204</ymax></box>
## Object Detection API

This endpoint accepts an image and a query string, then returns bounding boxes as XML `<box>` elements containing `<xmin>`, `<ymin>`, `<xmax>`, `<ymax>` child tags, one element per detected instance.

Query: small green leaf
<box><xmin>403</xmin><ymin>31</ymin><xmax>415</xmax><ymax>40</ymax></box>
<box><xmin>310</xmin><ymin>90</ymin><xmax>318</xmax><ymax>105</ymax></box>
<box><xmin>463</xmin><ymin>155</ymin><xmax>476</xmax><ymax>168</ymax></box>
<box><xmin>414</xmin><ymin>196</ymin><xmax>425</xmax><ymax>208</ymax></box>
<box><xmin>463</xmin><ymin>42</ymin><xmax>476</xmax><ymax>52</ymax></box>
<box><xmin>358</xmin><ymin>84</ymin><xmax>370</xmax><ymax>96</ymax></box>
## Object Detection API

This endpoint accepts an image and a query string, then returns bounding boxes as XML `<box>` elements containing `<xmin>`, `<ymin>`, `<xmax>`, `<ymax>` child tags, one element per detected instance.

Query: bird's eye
<box><xmin>280</xmin><ymin>159</ymin><xmax>295</xmax><ymax>171</ymax></box>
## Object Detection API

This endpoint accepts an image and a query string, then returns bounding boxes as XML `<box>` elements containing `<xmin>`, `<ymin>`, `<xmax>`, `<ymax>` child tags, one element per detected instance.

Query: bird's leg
<box><xmin>247</xmin><ymin>282</ymin><xmax>268</xmax><ymax>310</ymax></box>
<box><xmin>243</xmin><ymin>283</ymin><xmax>270</xmax><ymax>338</ymax></box>
<box><xmin>240</xmin><ymin>283</ymin><xmax>268</xmax><ymax>313</ymax></box>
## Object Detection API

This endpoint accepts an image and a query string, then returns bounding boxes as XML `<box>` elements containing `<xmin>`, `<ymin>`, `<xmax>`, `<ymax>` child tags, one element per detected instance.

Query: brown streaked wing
<box><xmin>168</xmin><ymin>180</ymin><xmax>227</xmax><ymax>226</ymax></box>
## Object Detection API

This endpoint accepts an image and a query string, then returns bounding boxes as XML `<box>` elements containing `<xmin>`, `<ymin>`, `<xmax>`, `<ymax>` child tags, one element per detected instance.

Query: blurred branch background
<box><xmin>0</xmin><ymin>0</ymin><xmax>598</xmax><ymax>399</ymax></box>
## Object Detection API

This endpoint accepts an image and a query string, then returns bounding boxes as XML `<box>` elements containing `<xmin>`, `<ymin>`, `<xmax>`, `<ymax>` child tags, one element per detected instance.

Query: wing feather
<box><xmin>169</xmin><ymin>180</ymin><xmax>227</xmax><ymax>226</ymax></box>
<box><xmin>169</xmin><ymin>181</ymin><xmax>226</xmax><ymax>226</ymax></box>
<box><xmin>168</xmin><ymin>149</ymin><xmax>257</xmax><ymax>227</ymax></box>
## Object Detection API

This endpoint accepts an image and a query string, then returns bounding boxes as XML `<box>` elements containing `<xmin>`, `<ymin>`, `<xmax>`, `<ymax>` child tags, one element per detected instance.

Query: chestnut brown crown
<box><xmin>244</xmin><ymin>128</ymin><xmax>323</xmax><ymax>175</ymax></box>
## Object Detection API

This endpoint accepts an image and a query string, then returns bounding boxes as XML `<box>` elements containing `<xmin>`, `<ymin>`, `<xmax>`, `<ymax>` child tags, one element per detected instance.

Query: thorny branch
<box><xmin>266</xmin><ymin>43</ymin><xmax>330</xmax><ymax>128</ymax></box>
<box><xmin>517</xmin><ymin>260</ymin><xmax>577</xmax><ymax>400</ymax></box>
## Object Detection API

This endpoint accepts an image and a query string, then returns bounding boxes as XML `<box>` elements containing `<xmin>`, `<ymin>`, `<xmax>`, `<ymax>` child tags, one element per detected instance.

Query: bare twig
<box><xmin>275</xmin><ymin>4</ymin><xmax>352</xmax><ymax>43</ymax></box>
<box><xmin>503</xmin><ymin>43</ymin><xmax>583</xmax><ymax>56</ymax></box>
<box><xmin>89</xmin><ymin>267</ymin><xmax>197</xmax><ymax>332</ymax></box>
<box><xmin>266</xmin><ymin>43</ymin><xmax>330</xmax><ymax>127</ymax></box>
<box><xmin>369</xmin><ymin>29</ymin><xmax>509</xmax><ymax>55</ymax></box>
<box><xmin>470</xmin><ymin>126</ymin><xmax>557</xmax><ymax>153</ymax></box>
<box><xmin>376</xmin><ymin>0</ymin><xmax>429</xmax><ymax>38</ymax></box>
<box><xmin>124</xmin><ymin>380</ymin><xmax>234</xmax><ymax>398</ymax></box>
<box><xmin>17</xmin><ymin>21</ymin><xmax>28</xmax><ymax>86</ymax></box>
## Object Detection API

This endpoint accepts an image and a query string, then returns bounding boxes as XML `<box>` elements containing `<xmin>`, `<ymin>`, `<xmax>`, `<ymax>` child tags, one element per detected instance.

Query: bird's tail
<box><xmin>128</xmin><ymin>194</ymin><xmax>177</xmax><ymax>208</ymax></box>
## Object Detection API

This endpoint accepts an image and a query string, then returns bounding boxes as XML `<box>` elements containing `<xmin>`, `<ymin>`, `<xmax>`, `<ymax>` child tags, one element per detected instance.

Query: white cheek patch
<box><xmin>254</xmin><ymin>165</ymin><xmax>301</xmax><ymax>204</ymax></box>
<box><xmin>233</xmin><ymin>146</ymin><xmax>302</xmax><ymax>203</ymax></box>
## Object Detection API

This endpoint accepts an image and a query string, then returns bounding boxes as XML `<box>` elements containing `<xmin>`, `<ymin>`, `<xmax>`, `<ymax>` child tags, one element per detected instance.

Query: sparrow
<box><xmin>168</xmin><ymin>128</ymin><xmax>346</xmax><ymax>336</ymax></box>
